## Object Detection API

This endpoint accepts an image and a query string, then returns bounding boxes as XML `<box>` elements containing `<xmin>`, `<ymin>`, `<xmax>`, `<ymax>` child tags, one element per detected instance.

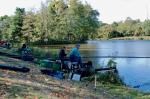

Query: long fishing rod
<box><xmin>81</xmin><ymin>56</ymin><xmax>150</xmax><ymax>58</ymax></box>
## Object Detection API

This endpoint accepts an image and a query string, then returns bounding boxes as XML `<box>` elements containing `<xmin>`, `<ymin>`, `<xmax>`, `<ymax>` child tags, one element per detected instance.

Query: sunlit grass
<box><xmin>112</xmin><ymin>36</ymin><xmax>150</xmax><ymax>40</ymax></box>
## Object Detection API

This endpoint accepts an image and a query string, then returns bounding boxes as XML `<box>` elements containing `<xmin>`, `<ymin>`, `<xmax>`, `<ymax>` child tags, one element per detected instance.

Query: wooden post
<box><xmin>94</xmin><ymin>74</ymin><xmax>97</xmax><ymax>89</ymax></box>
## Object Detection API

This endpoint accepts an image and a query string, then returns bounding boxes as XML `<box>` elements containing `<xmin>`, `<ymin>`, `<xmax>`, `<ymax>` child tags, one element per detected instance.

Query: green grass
<box><xmin>4</xmin><ymin>84</ymin><xmax>47</xmax><ymax>99</ymax></box>
<box><xmin>100</xmin><ymin>84</ymin><xmax>150</xmax><ymax>99</ymax></box>
<box><xmin>0</xmin><ymin>47</ymin><xmax>19</xmax><ymax>55</ymax></box>
<box><xmin>31</xmin><ymin>47</ymin><xmax>58</xmax><ymax>59</ymax></box>
<box><xmin>0</xmin><ymin>46</ymin><xmax>58</xmax><ymax>60</ymax></box>
<box><xmin>111</xmin><ymin>36</ymin><xmax>150</xmax><ymax>40</ymax></box>
<box><xmin>0</xmin><ymin>55</ymin><xmax>150</xmax><ymax>98</ymax></box>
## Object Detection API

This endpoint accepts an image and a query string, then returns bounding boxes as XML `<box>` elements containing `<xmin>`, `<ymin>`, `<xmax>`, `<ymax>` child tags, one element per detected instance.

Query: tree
<box><xmin>47</xmin><ymin>0</ymin><xmax>68</xmax><ymax>40</ymax></box>
<box><xmin>11</xmin><ymin>7</ymin><xmax>25</xmax><ymax>43</ymax></box>
<box><xmin>0</xmin><ymin>15</ymin><xmax>11</xmax><ymax>40</ymax></box>
<box><xmin>21</xmin><ymin>11</ymin><xmax>37</xmax><ymax>43</ymax></box>
<box><xmin>0</xmin><ymin>0</ymin><xmax>100</xmax><ymax>44</ymax></box>
<box><xmin>67</xmin><ymin>0</ymin><xmax>99</xmax><ymax>41</ymax></box>
<box><xmin>36</xmin><ymin>0</ymin><xmax>99</xmax><ymax>42</ymax></box>
<box><xmin>134</xmin><ymin>26</ymin><xmax>144</xmax><ymax>36</ymax></box>
<box><xmin>143</xmin><ymin>20</ymin><xmax>150</xmax><ymax>36</ymax></box>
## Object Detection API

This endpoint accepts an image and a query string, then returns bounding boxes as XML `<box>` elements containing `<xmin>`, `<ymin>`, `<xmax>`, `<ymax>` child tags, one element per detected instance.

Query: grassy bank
<box><xmin>96</xmin><ymin>36</ymin><xmax>150</xmax><ymax>40</ymax></box>
<box><xmin>0</xmin><ymin>47</ymin><xmax>58</xmax><ymax>60</ymax></box>
<box><xmin>0</xmin><ymin>56</ymin><xmax>149</xmax><ymax>98</ymax></box>
<box><xmin>111</xmin><ymin>36</ymin><xmax>150</xmax><ymax>40</ymax></box>
<box><xmin>0</xmin><ymin>47</ymin><xmax>150</xmax><ymax>98</ymax></box>
<box><xmin>94</xmin><ymin>83</ymin><xmax>150</xmax><ymax>99</ymax></box>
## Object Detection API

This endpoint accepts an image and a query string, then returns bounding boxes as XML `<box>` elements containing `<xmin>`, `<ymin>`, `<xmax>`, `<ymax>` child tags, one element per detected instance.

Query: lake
<box><xmin>37</xmin><ymin>40</ymin><xmax>150</xmax><ymax>92</ymax></box>
<box><xmin>86</xmin><ymin>40</ymin><xmax>150</xmax><ymax>92</ymax></box>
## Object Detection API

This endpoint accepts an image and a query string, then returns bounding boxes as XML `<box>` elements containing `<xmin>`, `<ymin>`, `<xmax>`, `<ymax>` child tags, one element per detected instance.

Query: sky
<box><xmin>0</xmin><ymin>0</ymin><xmax>150</xmax><ymax>24</ymax></box>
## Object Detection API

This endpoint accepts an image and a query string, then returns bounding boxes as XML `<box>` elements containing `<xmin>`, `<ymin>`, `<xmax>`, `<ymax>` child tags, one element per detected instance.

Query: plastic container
<box><xmin>40</xmin><ymin>59</ymin><xmax>53</xmax><ymax>68</ymax></box>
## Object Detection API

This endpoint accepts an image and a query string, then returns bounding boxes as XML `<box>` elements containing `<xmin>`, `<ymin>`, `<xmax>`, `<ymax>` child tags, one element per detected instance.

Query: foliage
<box><xmin>1</xmin><ymin>1</ymin><xmax>150</xmax><ymax>43</ymax></box>
<box><xmin>143</xmin><ymin>20</ymin><xmax>150</xmax><ymax>36</ymax></box>
<box><xmin>11</xmin><ymin>8</ymin><xmax>25</xmax><ymax>43</ymax></box>
<box><xmin>97</xmin><ymin>59</ymin><xmax>123</xmax><ymax>84</ymax></box>
<box><xmin>83</xmin><ymin>58</ymin><xmax>123</xmax><ymax>85</ymax></box>
<box><xmin>97</xmin><ymin>17</ymin><xmax>150</xmax><ymax>39</ymax></box>
<box><xmin>21</xmin><ymin>10</ymin><xmax>37</xmax><ymax>43</ymax></box>
<box><xmin>107</xmin><ymin>58</ymin><xmax>117</xmax><ymax>68</ymax></box>
<box><xmin>0</xmin><ymin>0</ymin><xmax>99</xmax><ymax>44</ymax></box>
<box><xmin>31</xmin><ymin>47</ymin><xmax>58</xmax><ymax>59</ymax></box>
<box><xmin>0</xmin><ymin>15</ymin><xmax>11</xmax><ymax>40</ymax></box>
<box><xmin>96</xmin><ymin>71</ymin><xmax>123</xmax><ymax>85</ymax></box>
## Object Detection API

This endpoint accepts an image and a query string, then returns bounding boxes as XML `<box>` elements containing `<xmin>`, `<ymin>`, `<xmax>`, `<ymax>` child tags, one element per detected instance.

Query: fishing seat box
<box><xmin>40</xmin><ymin>59</ymin><xmax>53</xmax><ymax>68</ymax></box>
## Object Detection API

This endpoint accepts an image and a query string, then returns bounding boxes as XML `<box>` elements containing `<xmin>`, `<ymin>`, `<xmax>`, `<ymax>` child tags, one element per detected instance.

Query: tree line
<box><xmin>1</xmin><ymin>0</ymin><xmax>150</xmax><ymax>45</ymax></box>
<box><xmin>0</xmin><ymin>0</ymin><xmax>99</xmax><ymax>44</ymax></box>
<box><xmin>97</xmin><ymin>17</ymin><xmax>150</xmax><ymax>39</ymax></box>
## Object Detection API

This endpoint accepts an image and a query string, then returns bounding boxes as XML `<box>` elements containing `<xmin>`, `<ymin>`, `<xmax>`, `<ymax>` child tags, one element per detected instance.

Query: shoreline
<box><xmin>0</xmin><ymin>55</ymin><xmax>149</xmax><ymax>98</ymax></box>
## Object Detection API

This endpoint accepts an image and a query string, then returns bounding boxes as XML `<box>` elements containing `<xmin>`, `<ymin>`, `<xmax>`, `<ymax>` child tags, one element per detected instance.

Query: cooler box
<box><xmin>40</xmin><ymin>59</ymin><xmax>53</xmax><ymax>68</ymax></box>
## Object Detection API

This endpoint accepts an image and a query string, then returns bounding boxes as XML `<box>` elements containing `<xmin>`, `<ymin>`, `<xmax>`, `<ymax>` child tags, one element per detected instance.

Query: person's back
<box><xmin>59</xmin><ymin>47</ymin><xmax>67</xmax><ymax>60</ymax></box>
<box><xmin>69</xmin><ymin>44</ymin><xmax>81</xmax><ymax>63</ymax></box>
<box><xmin>21</xmin><ymin>44</ymin><xmax>27</xmax><ymax>51</ymax></box>
<box><xmin>18</xmin><ymin>44</ymin><xmax>27</xmax><ymax>53</ymax></box>
<box><xmin>20</xmin><ymin>44</ymin><xmax>34</xmax><ymax>61</ymax></box>
<box><xmin>58</xmin><ymin>46</ymin><xmax>68</xmax><ymax>69</ymax></box>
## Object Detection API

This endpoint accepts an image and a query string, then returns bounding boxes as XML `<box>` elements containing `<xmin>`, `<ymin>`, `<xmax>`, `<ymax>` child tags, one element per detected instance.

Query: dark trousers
<box><xmin>69</xmin><ymin>55</ymin><xmax>82</xmax><ymax>66</ymax></box>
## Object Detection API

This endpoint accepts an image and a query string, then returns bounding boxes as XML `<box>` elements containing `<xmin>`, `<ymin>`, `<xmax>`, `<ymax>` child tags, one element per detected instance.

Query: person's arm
<box><xmin>62</xmin><ymin>50</ymin><xmax>66</xmax><ymax>56</ymax></box>
<box><xmin>73</xmin><ymin>48</ymin><xmax>81</xmax><ymax>57</ymax></box>
<box><xmin>76</xmin><ymin>50</ymin><xmax>81</xmax><ymax>58</ymax></box>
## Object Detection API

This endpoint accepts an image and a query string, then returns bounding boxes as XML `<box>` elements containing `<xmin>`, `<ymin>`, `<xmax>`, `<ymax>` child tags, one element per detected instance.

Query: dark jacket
<box><xmin>59</xmin><ymin>49</ymin><xmax>67</xmax><ymax>60</ymax></box>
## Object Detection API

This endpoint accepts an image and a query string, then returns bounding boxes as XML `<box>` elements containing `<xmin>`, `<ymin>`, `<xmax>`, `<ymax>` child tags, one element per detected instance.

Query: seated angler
<box><xmin>69</xmin><ymin>44</ymin><xmax>82</xmax><ymax>68</ymax></box>
<box><xmin>58</xmin><ymin>46</ymin><xmax>67</xmax><ymax>69</ymax></box>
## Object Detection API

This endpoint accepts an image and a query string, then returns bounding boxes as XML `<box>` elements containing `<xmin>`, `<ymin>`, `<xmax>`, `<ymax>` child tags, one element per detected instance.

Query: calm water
<box><xmin>38</xmin><ymin>40</ymin><xmax>150</xmax><ymax>92</ymax></box>
<box><xmin>86</xmin><ymin>40</ymin><xmax>150</xmax><ymax>92</ymax></box>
